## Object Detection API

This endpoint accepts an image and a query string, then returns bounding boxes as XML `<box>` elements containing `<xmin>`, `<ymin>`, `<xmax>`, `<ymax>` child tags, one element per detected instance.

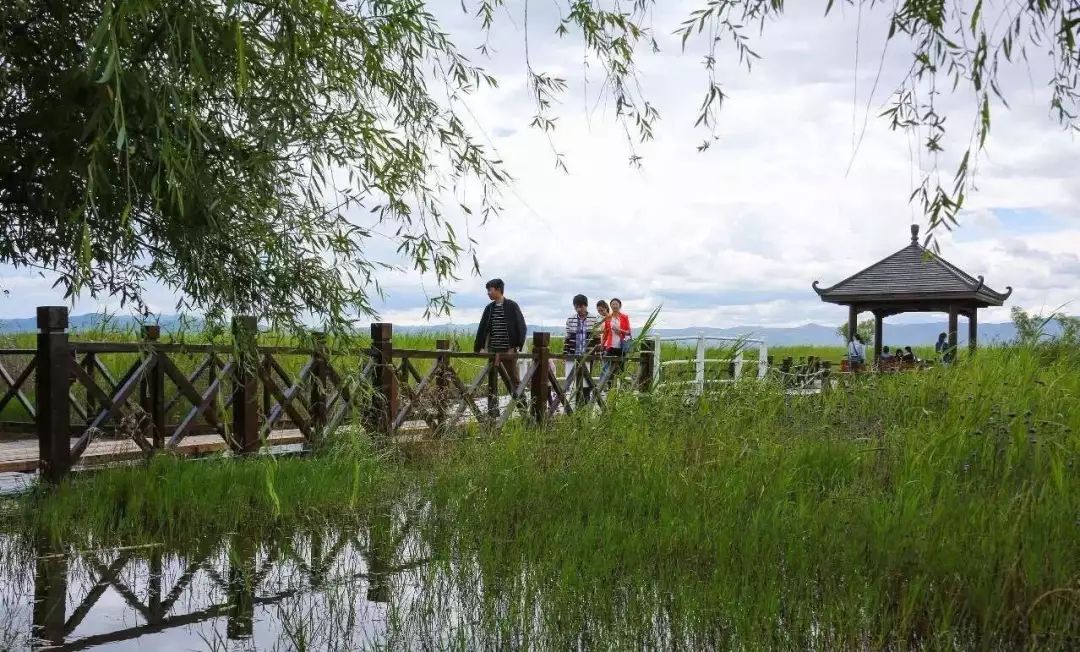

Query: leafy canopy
<box><xmin>2</xmin><ymin>1</ymin><xmax>1078</xmax><ymax>331</ymax></box>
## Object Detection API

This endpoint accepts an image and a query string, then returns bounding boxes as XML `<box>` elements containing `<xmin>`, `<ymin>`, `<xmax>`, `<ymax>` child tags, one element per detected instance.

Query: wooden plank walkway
<box><xmin>0</xmin><ymin>431</ymin><xmax>307</xmax><ymax>473</ymax></box>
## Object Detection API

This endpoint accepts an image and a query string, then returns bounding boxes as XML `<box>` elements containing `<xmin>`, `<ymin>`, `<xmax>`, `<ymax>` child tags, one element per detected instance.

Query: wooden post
<box><xmin>231</xmin><ymin>316</ymin><xmax>260</xmax><ymax>453</ymax></box>
<box><xmin>368</xmin><ymin>323</ymin><xmax>397</xmax><ymax>436</ymax></box>
<box><xmin>486</xmin><ymin>356</ymin><xmax>498</xmax><ymax>422</ymax></box>
<box><xmin>310</xmin><ymin>332</ymin><xmax>328</xmax><ymax>441</ymax></box>
<box><xmin>261</xmin><ymin>351</ymin><xmax>272</xmax><ymax>426</ymax></box>
<box><xmin>435</xmin><ymin>338</ymin><xmax>450</xmax><ymax>429</ymax></box>
<box><xmin>637</xmin><ymin>338</ymin><xmax>655</xmax><ymax>392</ymax></box>
<box><xmin>530</xmin><ymin>332</ymin><xmax>550</xmax><ymax>424</ymax></box>
<box><xmin>847</xmin><ymin>305</ymin><xmax>858</xmax><ymax>343</ymax></box>
<box><xmin>947</xmin><ymin>305</ymin><xmax>959</xmax><ymax>361</ymax></box>
<box><xmin>36</xmin><ymin>306</ymin><xmax>71</xmax><ymax>483</ymax></box>
<box><xmin>873</xmin><ymin>312</ymin><xmax>883</xmax><ymax>365</ymax></box>
<box><xmin>82</xmin><ymin>352</ymin><xmax>97</xmax><ymax>423</ymax></box>
<box><xmin>143</xmin><ymin>325</ymin><xmax>165</xmax><ymax>449</ymax></box>
<box><xmin>968</xmin><ymin>309</ymin><xmax>978</xmax><ymax>353</ymax></box>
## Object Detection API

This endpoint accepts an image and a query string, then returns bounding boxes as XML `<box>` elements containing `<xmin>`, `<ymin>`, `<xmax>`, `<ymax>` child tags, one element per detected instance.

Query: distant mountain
<box><xmin>0</xmin><ymin>313</ymin><xmax>196</xmax><ymax>335</ymax></box>
<box><xmin>0</xmin><ymin>313</ymin><xmax>1044</xmax><ymax>346</ymax></box>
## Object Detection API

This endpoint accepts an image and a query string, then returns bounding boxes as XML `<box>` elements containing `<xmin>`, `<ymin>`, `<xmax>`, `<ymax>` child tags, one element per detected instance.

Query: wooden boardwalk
<box><xmin>0</xmin><ymin>431</ymin><xmax>307</xmax><ymax>473</ymax></box>
<box><xmin>3</xmin><ymin>312</ymin><xmax>659</xmax><ymax>482</ymax></box>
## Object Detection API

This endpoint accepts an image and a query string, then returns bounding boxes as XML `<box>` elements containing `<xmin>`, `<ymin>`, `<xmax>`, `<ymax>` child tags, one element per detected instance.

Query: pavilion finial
<box><xmin>910</xmin><ymin>223</ymin><xmax>920</xmax><ymax>243</ymax></box>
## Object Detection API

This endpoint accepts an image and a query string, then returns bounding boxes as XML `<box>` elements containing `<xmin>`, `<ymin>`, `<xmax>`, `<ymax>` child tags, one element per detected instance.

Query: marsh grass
<box><xmin>4</xmin><ymin>346</ymin><xmax>1079</xmax><ymax>648</ymax></box>
<box><xmin>418</xmin><ymin>346</ymin><xmax>1080</xmax><ymax>648</ymax></box>
<box><xmin>15</xmin><ymin>432</ymin><xmax>397</xmax><ymax>549</ymax></box>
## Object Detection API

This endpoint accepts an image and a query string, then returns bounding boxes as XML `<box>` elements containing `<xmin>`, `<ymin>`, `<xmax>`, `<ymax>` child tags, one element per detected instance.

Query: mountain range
<box><xmin>0</xmin><ymin>313</ymin><xmax>1045</xmax><ymax>346</ymax></box>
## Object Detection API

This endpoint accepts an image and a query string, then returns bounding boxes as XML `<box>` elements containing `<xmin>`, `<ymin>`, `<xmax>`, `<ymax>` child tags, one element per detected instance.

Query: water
<box><xmin>0</xmin><ymin>515</ymin><xmax>437</xmax><ymax>650</ymax></box>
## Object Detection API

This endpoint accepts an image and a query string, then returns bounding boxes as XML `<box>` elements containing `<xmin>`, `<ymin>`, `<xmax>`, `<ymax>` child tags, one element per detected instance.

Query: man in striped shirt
<box><xmin>564</xmin><ymin>294</ymin><xmax>599</xmax><ymax>399</ymax></box>
<box><xmin>473</xmin><ymin>278</ymin><xmax>527</xmax><ymax>388</ymax></box>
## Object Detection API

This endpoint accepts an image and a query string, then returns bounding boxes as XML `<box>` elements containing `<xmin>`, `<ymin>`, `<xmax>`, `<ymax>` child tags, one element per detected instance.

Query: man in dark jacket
<box><xmin>474</xmin><ymin>278</ymin><xmax>527</xmax><ymax>387</ymax></box>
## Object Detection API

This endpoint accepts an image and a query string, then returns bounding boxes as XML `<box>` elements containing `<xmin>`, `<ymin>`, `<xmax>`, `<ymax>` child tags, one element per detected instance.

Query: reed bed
<box><xmin>3</xmin><ymin>345</ymin><xmax>1077</xmax><ymax>648</ymax></box>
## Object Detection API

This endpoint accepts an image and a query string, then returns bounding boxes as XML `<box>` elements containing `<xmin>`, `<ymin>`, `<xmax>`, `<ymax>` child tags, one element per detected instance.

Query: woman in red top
<box><xmin>603</xmin><ymin>298</ymin><xmax>631</xmax><ymax>364</ymax></box>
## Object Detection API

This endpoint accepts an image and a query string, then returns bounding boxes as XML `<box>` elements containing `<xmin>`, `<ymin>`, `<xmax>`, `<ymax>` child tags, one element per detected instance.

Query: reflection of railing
<box><xmin>29</xmin><ymin>518</ymin><xmax>425</xmax><ymax>649</ymax></box>
<box><xmin>653</xmin><ymin>334</ymin><xmax>770</xmax><ymax>393</ymax></box>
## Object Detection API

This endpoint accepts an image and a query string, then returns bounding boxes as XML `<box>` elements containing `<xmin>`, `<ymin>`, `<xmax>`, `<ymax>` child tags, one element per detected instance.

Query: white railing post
<box><xmin>734</xmin><ymin>349</ymin><xmax>744</xmax><ymax>380</ymax></box>
<box><xmin>695</xmin><ymin>332</ymin><xmax>705</xmax><ymax>394</ymax></box>
<box><xmin>758</xmin><ymin>342</ymin><xmax>769</xmax><ymax>379</ymax></box>
<box><xmin>518</xmin><ymin>339</ymin><xmax>530</xmax><ymax>382</ymax></box>
<box><xmin>652</xmin><ymin>336</ymin><xmax>661</xmax><ymax>389</ymax></box>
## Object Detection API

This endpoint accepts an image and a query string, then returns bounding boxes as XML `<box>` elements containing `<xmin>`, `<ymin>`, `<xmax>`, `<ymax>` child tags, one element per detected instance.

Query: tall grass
<box><xmin>15</xmin><ymin>433</ymin><xmax>396</xmax><ymax>549</ymax></box>
<box><xmin>5</xmin><ymin>346</ymin><xmax>1078</xmax><ymax>648</ymax></box>
<box><xmin>418</xmin><ymin>346</ymin><xmax>1080</xmax><ymax>648</ymax></box>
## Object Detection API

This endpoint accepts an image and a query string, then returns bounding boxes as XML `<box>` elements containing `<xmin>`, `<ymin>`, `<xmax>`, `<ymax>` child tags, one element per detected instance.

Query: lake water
<box><xmin>0</xmin><ymin>513</ymin><xmax>449</xmax><ymax>650</ymax></box>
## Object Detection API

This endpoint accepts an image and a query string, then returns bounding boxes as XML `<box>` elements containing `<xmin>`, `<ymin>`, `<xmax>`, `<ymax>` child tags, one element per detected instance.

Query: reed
<box><xmin>4</xmin><ymin>345</ymin><xmax>1078</xmax><ymax>648</ymax></box>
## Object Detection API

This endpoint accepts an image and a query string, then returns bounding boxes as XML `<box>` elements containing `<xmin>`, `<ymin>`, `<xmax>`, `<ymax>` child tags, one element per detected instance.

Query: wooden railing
<box><xmin>1</xmin><ymin>307</ymin><xmax>657</xmax><ymax>481</ymax></box>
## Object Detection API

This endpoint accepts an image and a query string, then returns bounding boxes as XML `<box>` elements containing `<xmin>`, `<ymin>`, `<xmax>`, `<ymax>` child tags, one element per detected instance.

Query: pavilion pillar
<box><xmin>968</xmin><ymin>309</ymin><xmax>978</xmax><ymax>353</ymax></box>
<box><xmin>847</xmin><ymin>305</ymin><xmax>858</xmax><ymax>342</ymax></box>
<box><xmin>947</xmin><ymin>305</ymin><xmax>959</xmax><ymax>359</ymax></box>
<box><xmin>873</xmin><ymin>312</ymin><xmax>883</xmax><ymax>364</ymax></box>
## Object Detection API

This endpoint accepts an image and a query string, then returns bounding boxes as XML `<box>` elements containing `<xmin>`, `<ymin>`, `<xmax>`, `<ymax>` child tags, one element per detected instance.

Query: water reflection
<box><xmin>3</xmin><ymin>506</ymin><xmax>429</xmax><ymax>650</ymax></box>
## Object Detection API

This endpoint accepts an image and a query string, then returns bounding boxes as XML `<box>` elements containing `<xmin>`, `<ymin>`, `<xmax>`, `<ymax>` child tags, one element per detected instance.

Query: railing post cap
<box><xmin>232</xmin><ymin>315</ymin><xmax>258</xmax><ymax>331</ymax></box>
<box><xmin>371</xmin><ymin>322</ymin><xmax>392</xmax><ymax>340</ymax></box>
<box><xmin>36</xmin><ymin>306</ymin><xmax>69</xmax><ymax>330</ymax></box>
<box><xmin>532</xmin><ymin>331</ymin><xmax>550</xmax><ymax>345</ymax></box>
<box><xmin>142</xmin><ymin>324</ymin><xmax>161</xmax><ymax>340</ymax></box>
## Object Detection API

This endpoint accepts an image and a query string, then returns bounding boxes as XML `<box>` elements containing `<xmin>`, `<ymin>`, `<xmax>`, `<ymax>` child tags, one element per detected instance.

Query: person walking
<box><xmin>935</xmin><ymin>332</ymin><xmax>952</xmax><ymax>364</ymax></box>
<box><xmin>603</xmin><ymin>298</ymin><xmax>632</xmax><ymax>374</ymax></box>
<box><xmin>564</xmin><ymin>294</ymin><xmax>599</xmax><ymax>397</ymax></box>
<box><xmin>847</xmin><ymin>332</ymin><xmax>867</xmax><ymax>371</ymax></box>
<box><xmin>596</xmin><ymin>300</ymin><xmax>612</xmax><ymax>377</ymax></box>
<box><xmin>473</xmin><ymin>279</ymin><xmax>527</xmax><ymax>388</ymax></box>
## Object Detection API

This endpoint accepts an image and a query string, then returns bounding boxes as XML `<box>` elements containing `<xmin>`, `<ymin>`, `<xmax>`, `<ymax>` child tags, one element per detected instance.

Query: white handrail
<box><xmin>652</xmin><ymin>333</ymin><xmax>769</xmax><ymax>391</ymax></box>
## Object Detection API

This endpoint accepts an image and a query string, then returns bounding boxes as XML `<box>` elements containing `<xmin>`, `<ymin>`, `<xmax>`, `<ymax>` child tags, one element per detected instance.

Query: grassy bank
<box><xmin>5</xmin><ymin>346</ymin><xmax>1078</xmax><ymax>648</ymax></box>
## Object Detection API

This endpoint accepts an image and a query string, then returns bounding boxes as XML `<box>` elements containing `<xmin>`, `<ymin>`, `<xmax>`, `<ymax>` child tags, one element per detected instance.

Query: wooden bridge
<box><xmin>1</xmin><ymin>307</ymin><xmax>656</xmax><ymax>481</ymax></box>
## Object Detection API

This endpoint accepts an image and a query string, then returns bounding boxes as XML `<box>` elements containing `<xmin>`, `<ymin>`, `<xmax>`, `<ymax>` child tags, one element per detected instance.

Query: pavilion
<box><xmin>812</xmin><ymin>224</ymin><xmax>1012</xmax><ymax>362</ymax></box>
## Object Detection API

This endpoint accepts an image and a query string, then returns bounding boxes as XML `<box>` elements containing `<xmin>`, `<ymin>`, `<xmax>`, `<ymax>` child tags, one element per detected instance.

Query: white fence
<box><xmin>652</xmin><ymin>333</ymin><xmax>768</xmax><ymax>393</ymax></box>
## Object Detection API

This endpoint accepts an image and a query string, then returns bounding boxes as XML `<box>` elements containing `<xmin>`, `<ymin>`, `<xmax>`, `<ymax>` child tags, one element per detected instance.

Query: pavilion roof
<box><xmin>812</xmin><ymin>225</ymin><xmax>1012</xmax><ymax>307</ymax></box>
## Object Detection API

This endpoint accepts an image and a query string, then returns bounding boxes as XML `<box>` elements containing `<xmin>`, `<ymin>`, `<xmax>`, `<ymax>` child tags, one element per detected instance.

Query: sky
<box><xmin>2</xmin><ymin>1</ymin><xmax>1078</xmax><ymax>332</ymax></box>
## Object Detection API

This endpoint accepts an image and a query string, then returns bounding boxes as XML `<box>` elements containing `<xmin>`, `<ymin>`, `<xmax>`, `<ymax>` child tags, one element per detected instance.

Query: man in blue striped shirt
<box><xmin>564</xmin><ymin>294</ymin><xmax>598</xmax><ymax>396</ymax></box>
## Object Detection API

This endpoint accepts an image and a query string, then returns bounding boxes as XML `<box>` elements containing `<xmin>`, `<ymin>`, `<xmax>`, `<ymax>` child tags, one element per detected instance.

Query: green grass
<box><xmin>3</xmin><ymin>345</ymin><xmax>1078</xmax><ymax>648</ymax></box>
<box><xmin>8</xmin><ymin>433</ymin><xmax>394</xmax><ymax>549</ymax></box>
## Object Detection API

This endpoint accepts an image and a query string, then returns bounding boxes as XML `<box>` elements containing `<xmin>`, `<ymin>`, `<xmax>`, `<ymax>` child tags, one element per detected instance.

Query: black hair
<box><xmin>573</xmin><ymin>294</ymin><xmax>588</xmax><ymax>307</ymax></box>
<box><xmin>596</xmin><ymin>299</ymin><xmax>609</xmax><ymax>311</ymax></box>
<box><xmin>485</xmin><ymin>278</ymin><xmax>505</xmax><ymax>292</ymax></box>
<box><xmin>883</xmin><ymin>346</ymin><xmax>891</xmax><ymax>353</ymax></box>
<box><xmin>610</xmin><ymin>297</ymin><xmax>622</xmax><ymax>307</ymax></box>
<box><xmin>938</xmin><ymin>332</ymin><xmax>947</xmax><ymax>340</ymax></box>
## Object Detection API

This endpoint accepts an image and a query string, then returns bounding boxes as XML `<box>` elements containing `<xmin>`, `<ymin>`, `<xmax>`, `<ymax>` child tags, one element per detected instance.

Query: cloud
<box><xmin>2</xmin><ymin>2</ymin><xmax>1078</xmax><ymax>336</ymax></box>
